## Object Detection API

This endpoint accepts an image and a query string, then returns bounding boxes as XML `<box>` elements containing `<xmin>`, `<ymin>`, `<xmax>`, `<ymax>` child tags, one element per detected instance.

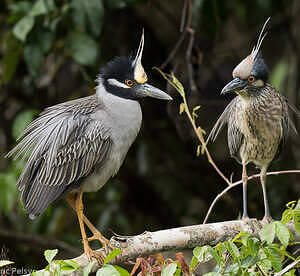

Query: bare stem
<box><xmin>203</xmin><ymin>169</ymin><xmax>300</xmax><ymax>224</ymax></box>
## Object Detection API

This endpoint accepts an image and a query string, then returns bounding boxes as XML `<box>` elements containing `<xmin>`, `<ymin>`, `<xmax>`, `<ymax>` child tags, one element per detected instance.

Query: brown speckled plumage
<box><xmin>208</xmin><ymin>18</ymin><xmax>298</xmax><ymax>220</ymax></box>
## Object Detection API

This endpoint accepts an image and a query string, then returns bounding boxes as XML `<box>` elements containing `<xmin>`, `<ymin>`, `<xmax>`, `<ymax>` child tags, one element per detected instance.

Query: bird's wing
<box><xmin>6</xmin><ymin>95</ymin><xmax>112</xmax><ymax>217</ymax></box>
<box><xmin>207</xmin><ymin>97</ymin><xmax>243</xmax><ymax>161</ymax></box>
<box><xmin>275</xmin><ymin>96</ymin><xmax>298</xmax><ymax>159</ymax></box>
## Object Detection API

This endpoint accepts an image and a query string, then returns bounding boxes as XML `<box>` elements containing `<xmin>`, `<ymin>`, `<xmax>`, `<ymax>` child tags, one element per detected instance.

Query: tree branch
<box><xmin>54</xmin><ymin>219</ymin><xmax>298</xmax><ymax>275</ymax></box>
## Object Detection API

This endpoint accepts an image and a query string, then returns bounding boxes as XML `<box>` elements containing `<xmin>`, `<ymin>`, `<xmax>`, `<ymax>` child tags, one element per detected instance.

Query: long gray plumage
<box><xmin>6</xmin><ymin>32</ymin><xmax>172</xmax><ymax>223</ymax></box>
<box><xmin>7</xmin><ymin>95</ymin><xmax>112</xmax><ymax>218</ymax></box>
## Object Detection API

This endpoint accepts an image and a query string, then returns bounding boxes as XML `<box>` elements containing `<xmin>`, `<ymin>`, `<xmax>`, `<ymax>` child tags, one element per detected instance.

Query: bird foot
<box><xmin>88</xmin><ymin>232</ymin><xmax>115</xmax><ymax>254</ymax></box>
<box><xmin>242</xmin><ymin>214</ymin><xmax>250</xmax><ymax>221</ymax></box>
<box><xmin>262</xmin><ymin>215</ymin><xmax>273</xmax><ymax>224</ymax></box>
<box><xmin>83</xmin><ymin>243</ymin><xmax>105</xmax><ymax>265</ymax></box>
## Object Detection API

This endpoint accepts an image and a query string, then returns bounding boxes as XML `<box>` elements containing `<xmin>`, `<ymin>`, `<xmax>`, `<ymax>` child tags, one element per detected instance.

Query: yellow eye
<box><xmin>248</xmin><ymin>75</ymin><xmax>255</xmax><ymax>83</ymax></box>
<box><xmin>125</xmin><ymin>79</ymin><xmax>134</xmax><ymax>87</ymax></box>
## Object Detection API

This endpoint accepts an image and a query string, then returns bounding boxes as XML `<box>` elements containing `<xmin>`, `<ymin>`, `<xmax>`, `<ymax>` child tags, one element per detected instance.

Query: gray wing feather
<box><xmin>6</xmin><ymin>95</ymin><xmax>112</xmax><ymax>217</ymax></box>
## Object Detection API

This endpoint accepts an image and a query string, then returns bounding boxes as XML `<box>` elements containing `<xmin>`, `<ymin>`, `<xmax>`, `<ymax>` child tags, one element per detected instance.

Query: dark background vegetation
<box><xmin>0</xmin><ymin>0</ymin><xmax>299</xmax><ymax>269</ymax></box>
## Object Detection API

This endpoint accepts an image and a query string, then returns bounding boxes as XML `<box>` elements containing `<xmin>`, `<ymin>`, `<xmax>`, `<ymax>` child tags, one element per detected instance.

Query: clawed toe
<box><xmin>262</xmin><ymin>215</ymin><xmax>273</xmax><ymax>224</ymax></box>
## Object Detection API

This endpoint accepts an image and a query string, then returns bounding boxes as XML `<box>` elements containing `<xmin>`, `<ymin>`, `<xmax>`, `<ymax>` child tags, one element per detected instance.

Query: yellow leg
<box><xmin>66</xmin><ymin>192</ymin><xmax>113</xmax><ymax>255</ymax></box>
<box><xmin>73</xmin><ymin>189</ymin><xmax>95</xmax><ymax>260</ymax></box>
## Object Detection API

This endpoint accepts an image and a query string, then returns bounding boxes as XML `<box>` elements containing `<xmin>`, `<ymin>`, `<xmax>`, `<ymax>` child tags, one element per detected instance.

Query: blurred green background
<box><xmin>0</xmin><ymin>0</ymin><xmax>299</xmax><ymax>269</ymax></box>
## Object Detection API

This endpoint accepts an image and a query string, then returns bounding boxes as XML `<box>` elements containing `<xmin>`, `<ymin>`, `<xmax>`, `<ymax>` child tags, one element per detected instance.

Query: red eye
<box><xmin>125</xmin><ymin>79</ymin><xmax>134</xmax><ymax>87</ymax></box>
<box><xmin>248</xmin><ymin>75</ymin><xmax>255</xmax><ymax>83</ymax></box>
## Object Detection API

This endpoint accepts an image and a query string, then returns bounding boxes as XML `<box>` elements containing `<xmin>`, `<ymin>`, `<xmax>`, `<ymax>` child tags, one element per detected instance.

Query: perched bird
<box><xmin>6</xmin><ymin>31</ymin><xmax>172</xmax><ymax>260</ymax></box>
<box><xmin>208</xmin><ymin>18</ymin><xmax>297</xmax><ymax>221</ymax></box>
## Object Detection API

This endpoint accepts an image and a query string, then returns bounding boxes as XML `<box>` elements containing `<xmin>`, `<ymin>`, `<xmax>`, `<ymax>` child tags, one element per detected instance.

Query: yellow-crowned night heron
<box><xmin>6</xmin><ymin>31</ymin><xmax>172</xmax><ymax>260</ymax></box>
<box><xmin>208</xmin><ymin>18</ymin><xmax>297</xmax><ymax>221</ymax></box>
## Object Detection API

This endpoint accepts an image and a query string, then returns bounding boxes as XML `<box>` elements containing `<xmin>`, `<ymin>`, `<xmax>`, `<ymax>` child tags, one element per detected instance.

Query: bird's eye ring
<box><xmin>125</xmin><ymin>79</ymin><xmax>134</xmax><ymax>87</ymax></box>
<box><xmin>248</xmin><ymin>76</ymin><xmax>255</xmax><ymax>83</ymax></box>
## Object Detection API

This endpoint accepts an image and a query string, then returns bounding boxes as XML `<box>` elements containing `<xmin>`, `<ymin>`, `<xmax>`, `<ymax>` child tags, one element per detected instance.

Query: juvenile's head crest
<box><xmin>232</xmin><ymin>17</ymin><xmax>270</xmax><ymax>79</ymax></box>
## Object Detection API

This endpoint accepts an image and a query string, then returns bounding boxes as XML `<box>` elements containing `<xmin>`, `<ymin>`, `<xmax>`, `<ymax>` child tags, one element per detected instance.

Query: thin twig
<box><xmin>274</xmin><ymin>259</ymin><xmax>300</xmax><ymax>276</ymax></box>
<box><xmin>186</xmin><ymin>28</ymin><xmax>197</xmax><ymax>94</ymax></box>
<box><xmin>180</xmin><ymin>0</ymin><xmax>188</xmax><ymax>32</ymax></box>
<box><xmin>203</xmin><ymin>170</ymin><xmax>300</xmax><ymax>224</ymax></box>
<box><xmin>160</xmin><ymin>0</ymin><xmax>192</xmax><ymax>69</ymax></box>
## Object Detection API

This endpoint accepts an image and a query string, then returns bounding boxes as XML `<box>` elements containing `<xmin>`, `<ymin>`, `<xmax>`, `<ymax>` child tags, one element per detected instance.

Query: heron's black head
<box><xmin>98</xmin><ymin>31</ymin><xmax>172</xmax><ymax>101</ymax></box>
<box><xmin>221</xmin><ymin>18</ymin><xmax>271</xmax><ymax>98</ymax></box>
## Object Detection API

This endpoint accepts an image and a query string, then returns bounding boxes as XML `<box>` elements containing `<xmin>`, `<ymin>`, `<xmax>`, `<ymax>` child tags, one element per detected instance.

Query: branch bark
<box><xmin>61</xmin><ymin>219</ymin><xmax>298</xmax><ymax>275</ymax></box>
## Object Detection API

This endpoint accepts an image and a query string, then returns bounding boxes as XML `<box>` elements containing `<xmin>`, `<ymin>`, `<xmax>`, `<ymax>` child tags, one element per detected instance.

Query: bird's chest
<box><xmin>236</xmin><ymin>99</ymin><xmax>282</xmax><ymax>165</ymax></box>
<box><xmin>82</xmin><ymin>96</ymin><xmax>142</xmax><ymax>192</ymax></box>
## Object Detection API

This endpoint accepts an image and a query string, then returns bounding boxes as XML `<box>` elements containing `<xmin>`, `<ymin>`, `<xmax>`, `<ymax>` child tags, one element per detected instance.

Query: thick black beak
<box><xmin>135</xmin><ymin>83</ymin><xmax>173</xmax><ymax>100</ymax></box>
<box><xmin>221</xmin><ymin>78</ymin><xmax>247</xmax><ymax>95</ymax></box>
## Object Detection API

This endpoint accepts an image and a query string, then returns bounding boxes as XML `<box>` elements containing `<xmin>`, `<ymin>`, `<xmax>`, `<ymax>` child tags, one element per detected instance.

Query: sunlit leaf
<box><xmin>13</xmin><ymin>15</ymin><xmax>35</xmax><ymax>41</ymax></box>
<box><xmin>264</xmin><ymin>247</ymin><xmax>282</xmax><ymax>272</ymax></box>
<box><xmin>83</xmin><ymin>261</ymin><xmax>95</xmax><ymax>276</ymax></box>
<box><xmin>104</xmin><ymin>248</ymin><xmax>122</xmax><ymax>265</ymax></box>
<box><xmin>161</xmin><ymin>263</ymin><xmax>177</xmax><ymax>276</ymax></box>
<box><xmin>294</xmin><ymin>200</ymin><xmax>300</xmax><ymax>234</ymax></box>
<box><xmin>259</xmin><ymin>222</ymin><xmax>275</xmax><ymax>245</ymax></box>
<box><xmin>44</xmin><ymin>249</ymin><xmax>58</xmax><ymax>264</ymax></box>
<box><xmin>274</xmin><ymin>221</ymin><xmax>290</xmax><ymax>248</ymax></box>
<box><xmin>96</xmin><ymin>264</ymin><xmax>129</xmax><ymax>276</ymax></box>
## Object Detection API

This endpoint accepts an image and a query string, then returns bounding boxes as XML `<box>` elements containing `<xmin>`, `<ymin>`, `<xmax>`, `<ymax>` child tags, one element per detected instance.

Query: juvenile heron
<box><xmin>208</xmin><ymin>18</ymin><xmax>297</xmax><ymax>221</ymax></box>
<box><xmin>6</xmin><ymin>31</ymin><xmax>172</xmax><ymax>260</ymax></box>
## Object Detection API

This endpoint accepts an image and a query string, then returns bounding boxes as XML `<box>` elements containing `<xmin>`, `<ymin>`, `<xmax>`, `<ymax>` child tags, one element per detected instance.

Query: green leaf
<box><xmin>247</xmin><ymin>238</ymin><xmax>260</xmax><ymax>256</ymax></box>
<box><xmin>66</xmin><ymin>31</ymin><xmax>98</xmax><ymax>66</ymax></box>
<box><xmin>269</xmin><ymin>60</ymin><xmax>288</xmax><ymax>91</ymax></box>
<box><xmin>44</xmin><ymin>249</ymin><xmax>58</xmax><ymax>264</ymax></box>
<box><xmin>13</xmin><ymin>15</ymin><xmax>35</xmax><ymax>41</ymax></box>
<box><xmin>71</xmin><ymin>0</ymin><xmax>104</xmax><ymax>36</ymax></box>
<box><xmin>264</xmin><ymin>247</ymin><xmax>282</xmax><ymax>272</ymax></box>
<box><xmin>83</xmin><ymin>261</ymin><xmax>95</xmax><ymax>276</ymax></box>
<box><xmin>113</xmin><ymin>265</ymin><xmax>131</xmax><ymax>276</ymax></box>
<box><xmin>35</xmin><ymin>29</ymin><xmax>54</xmax><ymax>54</ymax></box>
<box><xmin>281</xmin><ymin>208</ymin><xmax>294</xmax><ymax>224</ymax></box>
<box><xmin>275</xmin><ymin>221</ymin><xmax>290</xmax><ymax>248</ymax></box>
<box><xmin>30</xmin><ymin>0</ymin><xmax>48</xmax><ymax>16</ymax></box>
<box><xmin>104</xmin><ymin>248</ymin><xmax>122</xmax><ymax>265</ymax></box>
<box><xmin>203</xmin><ymin>273</ymin><xmax>223</xmax><ymax>276</ymax></box>
<box><xmin>189</xmin><ymin>256</ymin><xmax>198</xmax><ymax>271</ymax></box>
<box><xmin>0</xmin><ymin>260</ymin><xmax>14</xmax><ymax>268</ymax></box>
<box><xmin>259</xmin><ymin>222</ymin><xmax>275</xmax><ymax>244</ymax></box>
<box><xmin>258</xmin><ymin>251</ymin><xmax>272</xmax><ymax>273</ymax></box>
<box><xmin>3</xmin><ymin>33</ymin><xmax>23</xmax><ymax>83</ymax></box>
<box><xmin>107</xmin><ymin>0</ymin><xmax>127</xmax><ymax>9</ymax></box>
<box><xmin>0</xmin><ymin>173</ymin><xmax>17</xmax><ymax>215</ymax></box>
<box><xmin>8</xmin><ymin>1</ymin><xmax>32</xmax><ymax>14</ymax></box>
<box><xmin>24</xmin><ymin>43</ymin><xmax>44</xmax><ymax>77</ymax></box>
<box><xmin>96</xmin><ymin>264</ymin><xmax>129</xmax><ymax>276</ymax></box>
<box><xmin>58</xmin><ymin>260</ymin><xmax>80</xmax><ymax>273</ymax></box>
<box><xmin>83</xmin><ymin>0</ymin><xmax>104</xmax><ymax>36</ymax></box>
<box><xmin>225</xmin><ymin>241</ymin><xmax>240</xmax><ymax>260</ymax></box>
<box><xmin>294</xmin><ymin>200</ymin><xmax>300</xmax><ymax>234</ymax></box>
<box><xmin>161</xmin><ymin>263</ymin><xmax>177</xmax><ymax>276</ymax></box>
<box><xmin>12</xmin><ymin>109</ymin><xmax>37</xmax><ymax>140</ymax></box>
